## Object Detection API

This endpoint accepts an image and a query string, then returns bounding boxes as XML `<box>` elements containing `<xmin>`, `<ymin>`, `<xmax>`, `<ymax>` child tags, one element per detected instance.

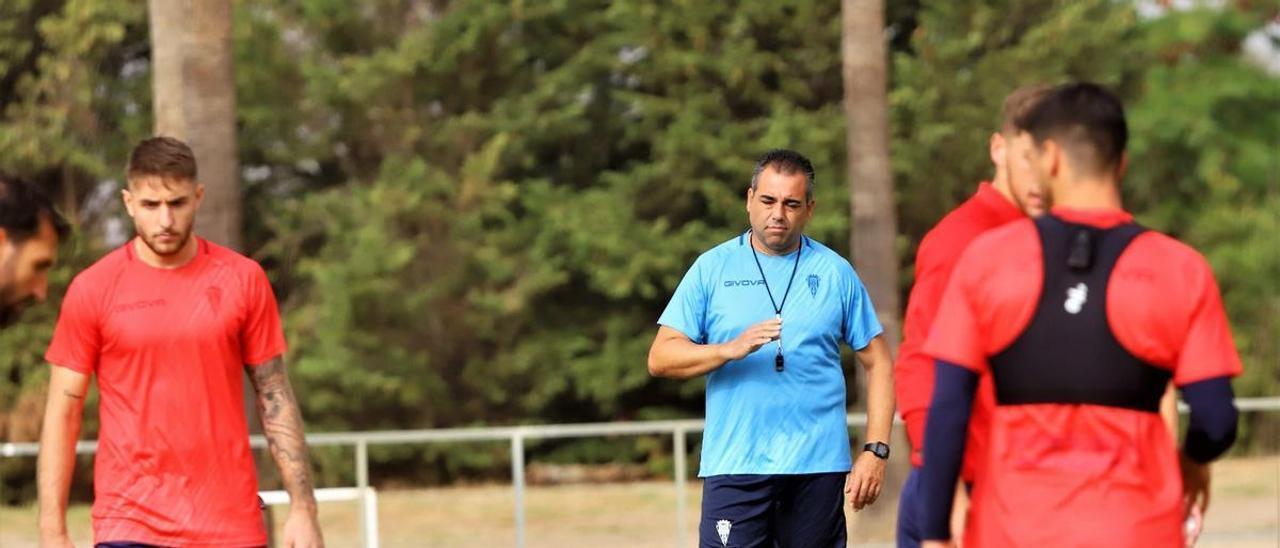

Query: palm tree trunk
<box><xmin>149</xmin><ymin>0</ymin><xmax>241</xmax><ymax>251</ymax></box>
<box><xmin>843</xmin><ymin>0</ymin><xmax>907</xmax><ymax>527</ymax></box>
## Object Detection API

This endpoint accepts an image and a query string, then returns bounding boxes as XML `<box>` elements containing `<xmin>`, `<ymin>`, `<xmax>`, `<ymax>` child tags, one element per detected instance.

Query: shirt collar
<box><xmin>1050</xmin><ymin>206</ymin><xmax>1134</xmax><ymax>229</ymax></box>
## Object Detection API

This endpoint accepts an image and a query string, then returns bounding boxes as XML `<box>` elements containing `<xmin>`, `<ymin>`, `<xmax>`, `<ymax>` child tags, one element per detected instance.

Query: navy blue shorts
<box><xmin>896</xmin><ymin>466</ymin><xmax>924</xmax><ymax>548</ymax></box>
<box><xmin>897</xmin><ymin>466</ymin><xmax>973</xmax><ymax>547</ymax></box>
<box><xmin>700</xmin><ymin>473</ymin><xmax>847</xmax><ymax>548</ymax></box>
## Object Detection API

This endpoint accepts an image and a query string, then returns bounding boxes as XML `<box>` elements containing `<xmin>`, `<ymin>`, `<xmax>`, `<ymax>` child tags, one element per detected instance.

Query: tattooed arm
<box><xmin>248</xmin><ymin>356</ymin><xmax>324</xmax><ymax>548</ymax></box>
<box><xmin>38</xmin><ymin>366</ymin><xmax>90</xmax><ymax>548</ymax></box>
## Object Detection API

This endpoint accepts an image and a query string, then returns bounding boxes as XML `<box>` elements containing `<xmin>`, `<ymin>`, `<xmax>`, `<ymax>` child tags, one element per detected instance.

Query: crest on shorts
<box><xmin>807</xmin><ymin>274</ymin><xmax>820</xmax><ymax>297</ymax></box>
<box><xmin>716</xmin><ymin>519</ymin><xmax>732</xmax><ymax>546</ymax></box>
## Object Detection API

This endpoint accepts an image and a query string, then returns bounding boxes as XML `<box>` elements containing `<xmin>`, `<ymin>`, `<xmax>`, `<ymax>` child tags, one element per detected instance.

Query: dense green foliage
<box><xmin>1</xmin><ymin>0</ymin><xmax>1275</xmax><ymax>498</ymax></box>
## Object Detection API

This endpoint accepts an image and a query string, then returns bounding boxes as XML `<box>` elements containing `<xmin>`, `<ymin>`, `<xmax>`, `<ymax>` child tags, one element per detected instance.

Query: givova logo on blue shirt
<box><xmin>723</xmin><ymin>279</ymin><xmax>765</xmax><ymax>287</ymax></box>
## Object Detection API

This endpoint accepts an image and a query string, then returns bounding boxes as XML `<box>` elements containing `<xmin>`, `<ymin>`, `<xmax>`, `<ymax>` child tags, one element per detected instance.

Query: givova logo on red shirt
<box><xmin>111</xmin><ymin>299</ymin><xmax>167</xmax><ymax>315</ymax></box>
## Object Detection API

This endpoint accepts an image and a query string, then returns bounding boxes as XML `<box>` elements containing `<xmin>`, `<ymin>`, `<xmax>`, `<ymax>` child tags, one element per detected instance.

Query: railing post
<box><xmin>356</xmin><ymin>439</ymin><xmax>369</xmax><ymax>548</ymax></box>
<box><xmin>363</xmin><ymin>487</ymin><xmax>380</xmax><ymax>548</ymax></box>
<box><xmin>512</xmin><ymin>432</ymin><xmax>526</xmax><ymax>548</ymax></box>
<box><xmin>674</xmin><ymin>425</ymin><xmax>688</xmax><ymax>548</ymax></box>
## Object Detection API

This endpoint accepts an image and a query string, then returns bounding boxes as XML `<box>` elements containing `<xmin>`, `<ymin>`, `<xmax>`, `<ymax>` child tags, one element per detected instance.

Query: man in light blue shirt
<box><xmin>649</xmin><ymin>149</ymin><xmax>895</xmax><ymax>547</ymax></box>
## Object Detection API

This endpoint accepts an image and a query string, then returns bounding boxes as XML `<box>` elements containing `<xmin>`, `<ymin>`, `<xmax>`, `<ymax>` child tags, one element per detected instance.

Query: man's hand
<box><xmin>844</xmin><ymin>450</ymin><xmax>886</xmax><ymax>511</ymax></box>
<box><xmin>1184</xmin><ymin>503</ymin><xmax>1204</xmax><ymax>547</ymax></box>
<box><xmin>922</xmin><ymin>541</ymin><xmax>955</xmax><ymax>548</ymax></box>
<box><xmin>719</xmin><ymin>318</ymin><xmax>781</xmax><ymax>362</ymax></box>
<box><xmin>282</xmin><ymin>508</ymin><xmax>324</xmax><ymax>548</ymax></box>
<box><xmin>39</xmin><ymin>532</ymin><xmax>75</xmax><ymax>548</ymax></box>
<box><xmin>950</xmin><ymin>484</ymin><xmax>969</xmax><ymax>546</ymax></box>
<box><xmin>1180</xmin><ymin>453</ymin><xmax>1210</xmax><ymax>546</ymax></box>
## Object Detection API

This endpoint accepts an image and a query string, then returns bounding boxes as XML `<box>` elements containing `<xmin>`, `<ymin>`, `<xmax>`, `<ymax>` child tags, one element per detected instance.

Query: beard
<box><xmin>0</xmin><ymin>255</ymin><xmax>21</xmax><ymax>328</ymax></box>
<box><xmin>138</xmin><ymin>226</ymin><xmax>193</xmax><ymax>257</ymax></box>
<box><xmin>0</xmin><ymin>297</ymin><xmax>28</xmax><ymax>328</ymax></box>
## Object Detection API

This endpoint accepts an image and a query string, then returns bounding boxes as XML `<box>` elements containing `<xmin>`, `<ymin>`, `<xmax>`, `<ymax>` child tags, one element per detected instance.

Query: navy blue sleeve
<box><xmin>919</xmin><ymin>360</ymin><xmax>979</xmax><ymax>540</ymax></box>
<box><xmin>1181</xmin><ymin>376</ymin><xmax>1238</xmax><ymax>463</ymax></box>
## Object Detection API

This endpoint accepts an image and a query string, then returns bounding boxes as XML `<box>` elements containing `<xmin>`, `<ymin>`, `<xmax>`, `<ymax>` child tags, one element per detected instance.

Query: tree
<box><xmin>0</xmin><ymin>0</ymin><xmax>149</xmax><ymax>503</ymax></box>
<box><xmin>843</xmin><ymin>0</ymin><xmax>901</xmax><ymax>347</ymax></box>
<box><xmin>843</xmin><ymin>0</ymin><xmax>907</xmax><ymax>521</ymax></box>
<box><xmin>148</xmin><ymin>0</ymin><xmax>241</xmax><ymax>250</ymax></box>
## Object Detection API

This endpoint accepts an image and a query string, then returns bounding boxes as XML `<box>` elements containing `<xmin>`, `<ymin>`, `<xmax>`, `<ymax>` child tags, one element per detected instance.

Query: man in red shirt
<box><xmin>37</xmin><ymin>137</ymin><xmax>324</xmax><ymax>547</ymax></box>
<box><xmin>894</xmin><ymin>84</ymin><xmax>1048</xmax><ymax>547</ymax></box>
<box><xmin>0</xmin><ymin>174</ymin><xmax>68</xmax><ymax>328</ymax></box>
<box><xmin>920</xmin><ymin>83</ymin><xmax>1240</xmax><ymax>547</ymax></box>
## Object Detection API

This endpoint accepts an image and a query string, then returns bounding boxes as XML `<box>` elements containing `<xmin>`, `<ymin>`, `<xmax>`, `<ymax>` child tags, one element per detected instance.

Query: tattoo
<box><xmin>247</xmin><ymin>357</ymin><xmax>318</xmax><ymax>511</ymax></box>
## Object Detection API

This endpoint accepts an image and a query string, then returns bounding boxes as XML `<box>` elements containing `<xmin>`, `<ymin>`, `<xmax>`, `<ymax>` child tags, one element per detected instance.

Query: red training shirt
<box><xmin>925</xmin><ymin>207</ymin><xmax>1242</xmax><ymax>546</ymax></box>
<box><xmin>46</xmin><ymin>238</ymin><xmax>286</xmax><ymax>546</ymax></box>
<box><xmin>896</xmin><ymin>182</ymin><xmax>1022</xmax><ymax>477</ymax></box>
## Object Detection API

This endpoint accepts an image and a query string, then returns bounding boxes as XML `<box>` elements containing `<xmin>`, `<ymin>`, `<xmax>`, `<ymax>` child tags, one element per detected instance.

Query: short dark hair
<box><xmin>127</xmin><ymin>136</ymin><xmax>197</xmax><ymax>183</ymax></box>
<box><xmin>1019</xmin><ymin>82</ymin><xmax>1128</xmax><ymax>175</ymax></box>
<box><xmin>1000</xmin><ymin>83</ymin><xmax>1052</xmax><ymax>133</ymax></box>
<box><xmin>751</xmin><ymin>149</ymin><xmax>816</xmax><ymax>201</ymax></box>
<box><xmin>0</xmin><ymin>173</ymin><xmax>70</xmax><ymax>244</ymax></box>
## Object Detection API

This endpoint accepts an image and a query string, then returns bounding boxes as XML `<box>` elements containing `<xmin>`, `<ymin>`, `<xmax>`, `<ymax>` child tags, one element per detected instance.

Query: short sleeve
<box><xmin>842</xmin><ymin>268</ymin><xmax>884</xmax><ymax>350</ymax></box>
<box><xmin>1173</xmin><ymin>266</ymin><xmax>1242</xmax><ymax>385</ymax></box>
<box><xmin>45</xmin><ymin>276</ymin><xmax>102</xmax><ymax>375</ymax></box>
<box><xmin>241</xmin><ymin>265</ymin><xmax>287</xmax><ymax>365</ymax></box>
<box><xmin>924</xmin><ymin>251</ymin><xmax>987</xmax><ymax>374</ymax></box>
<box><xmin>657</xmin><ymin>257</ymin><xmax>709</xmax><ymax>343</ymax></box>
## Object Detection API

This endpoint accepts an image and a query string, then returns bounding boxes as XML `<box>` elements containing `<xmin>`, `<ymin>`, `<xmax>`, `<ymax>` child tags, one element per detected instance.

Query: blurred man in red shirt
<box><xmin>894</xmin><ymin>84</ymin><xmax>1049</xmax><ymax>547</ymax></box>
<box><xmin>920</xmin><ymin>82</ymin><xmax>1240</xmax><ymax>547</ymax></box>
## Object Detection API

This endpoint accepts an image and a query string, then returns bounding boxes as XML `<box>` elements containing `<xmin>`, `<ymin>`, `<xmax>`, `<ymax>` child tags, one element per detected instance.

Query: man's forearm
<box><xmin>856</xmin><ymin>337</ymin><xmax>895</xmax><ymax>443</ymax></box>
<box><xmin>648</xmin><ymin>336</ymin><xmax>730</xmax><ymax>379</ymax></box>
<box><xmin>864</xmin><ymin>358</ymin><xmax>895</xmax><ymax>443</ymax></box>
<box><xmin>249</xmin><ymin>357</ymin><xmax>318</xmax><ymax>514</ymax></box>
<box><xmin>920</xmin><ymin>361</ymin><xmax>979</xmax><ymax>540</ymax></box>
<box><xmin>37</xmin><ymin>380</ymin><xmax>86</xmax><ymax>536</ymax></box>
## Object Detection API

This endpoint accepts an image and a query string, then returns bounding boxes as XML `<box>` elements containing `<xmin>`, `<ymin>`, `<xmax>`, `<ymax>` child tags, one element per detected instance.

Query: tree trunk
<box><xmin>843</xmin><ymin>0</ymin><xmax>907</xmax><ymax>529</ymax></box>
<box><xmin>148</xmin><ymin>0</ymin><xmax>241</xmax><ymax>251</ymax></box>
<box><xmin>843</xmin><ymin>0</ymin><xmax>900</xmax><ymax>345</ymax></box>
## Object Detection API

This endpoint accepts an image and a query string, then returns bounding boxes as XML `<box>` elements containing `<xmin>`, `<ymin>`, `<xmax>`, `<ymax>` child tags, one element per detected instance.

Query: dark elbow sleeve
<box><xmin>1181</xmin><ymin>376</ymin><xmax>1238</xmax><ymax>463</ymax></box>
<box><xmin>919</xmin><ymin>361</ymin><xmax>979</xmax><ymax>540</ymax></box>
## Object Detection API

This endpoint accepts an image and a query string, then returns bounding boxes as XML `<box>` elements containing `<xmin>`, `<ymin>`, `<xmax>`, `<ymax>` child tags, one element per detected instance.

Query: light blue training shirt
<box><xmin>658</xmin><ymin>231</ymin><xmax>883</xmax><ymax>476</ymax></box>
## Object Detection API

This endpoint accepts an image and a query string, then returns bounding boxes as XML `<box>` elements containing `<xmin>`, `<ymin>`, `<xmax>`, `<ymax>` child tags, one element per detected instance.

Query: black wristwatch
<box><xmin>863</xmin><ymin>441</ymin><xmax>890</xmax><ymax>460</ymax></box>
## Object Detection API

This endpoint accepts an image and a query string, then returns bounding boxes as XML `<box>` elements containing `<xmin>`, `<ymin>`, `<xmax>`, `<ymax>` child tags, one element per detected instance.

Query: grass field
<box><xmin>2</xmin><ymin>456</ymin><xmax>1276</xmax><ymax>547</ymax></box>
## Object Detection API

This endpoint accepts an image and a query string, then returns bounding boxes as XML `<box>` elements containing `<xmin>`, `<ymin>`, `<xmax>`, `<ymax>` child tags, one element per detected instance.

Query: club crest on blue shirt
<box><xmin>807</xmin><ymin>274</ymin><xmax>820</xmax><ymax>297</ymax></box>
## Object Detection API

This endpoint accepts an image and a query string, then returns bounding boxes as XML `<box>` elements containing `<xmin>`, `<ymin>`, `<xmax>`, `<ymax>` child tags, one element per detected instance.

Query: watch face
<box><xmin>867</xmin><ymin>442</ymin><xmax>889</xmax><ymax>459</ymax></box>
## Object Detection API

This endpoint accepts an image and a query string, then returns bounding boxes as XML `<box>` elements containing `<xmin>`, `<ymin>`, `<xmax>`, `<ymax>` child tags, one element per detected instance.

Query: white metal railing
<box><xmin>3</xmin><ymin>396</ymin><xmax>1278</xmax><ymax>547</ymax></box>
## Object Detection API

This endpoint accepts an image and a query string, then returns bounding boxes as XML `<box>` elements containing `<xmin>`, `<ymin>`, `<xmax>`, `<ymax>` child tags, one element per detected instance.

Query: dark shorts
<box><xmin>897</xmin><ymin>466</ymin><xmax>974</xmax><ymax>547</ymax></box>
<box><xmin>896</xmin><ymin>466</ymin><xmax>924</xmax><ymax>548</ymax></box>
<box><xmin>700</xmin><ymin>473</ymin><xmax>847</xmax><ymax>548</ymax></box>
